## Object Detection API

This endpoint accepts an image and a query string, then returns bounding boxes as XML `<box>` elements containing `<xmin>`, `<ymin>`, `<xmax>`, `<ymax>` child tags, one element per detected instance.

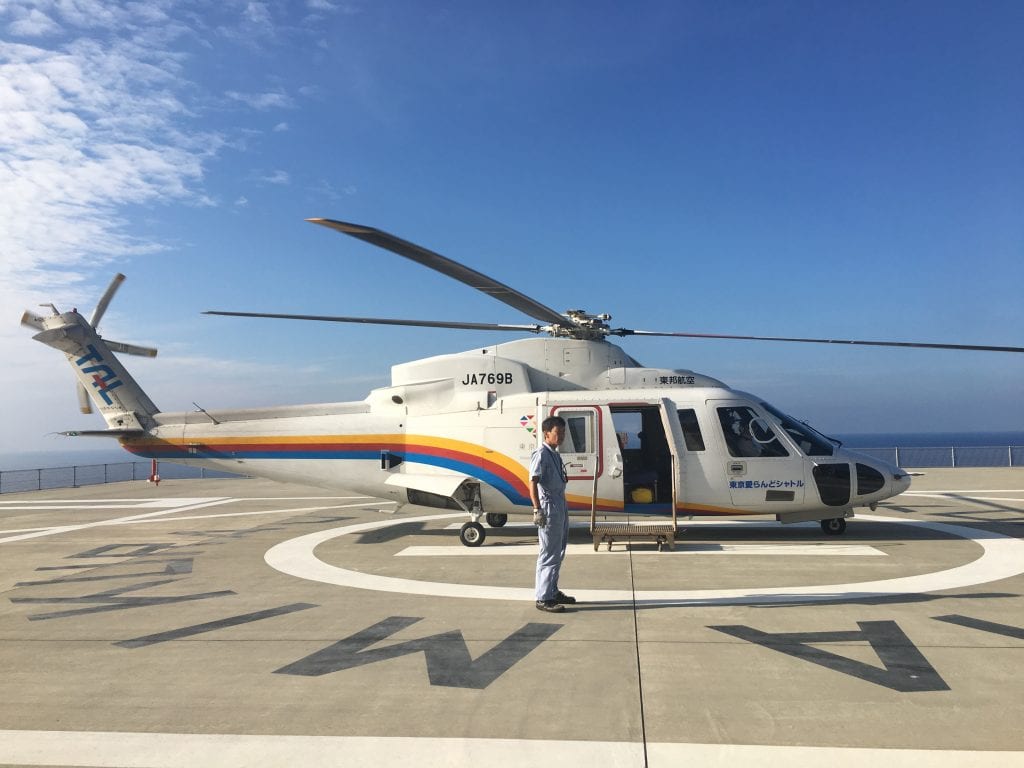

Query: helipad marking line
<box><xmin>0</xmin><ymin>499</ymin><xmax>234</xmax><ymax>545</ymax></box>
<box><xmin>905</xmin><ymin>489</ymin><xmax>1024</xmax><ymax>494</ymax></box>
<box><xmin>0</xmin><ymin>498</ymin><xmax>219</xmax><ymax>504</ymax></box>
<box><xmin>0</xmin><ymin>498</ymin><xmax>224</xmax><ymax>511</ymax></box>
<box><xmin>112</xmin><ymin>502</ymin><xmax>393</xmax><ymax>525</ymax></box>
<box><xmin>396</xmin><ymin>543</ymin><xmax>887</xmax><ymax>557</ymax></box>
<box><xmin>905</xmin><ymin>494</ymin><xmax>1024</xmax><ymax>503</ymax></box>
<box><xmin>0</xmin><ymin>499</ymin><xmax>390</xmax><ymax>541</ymax></box>
<box><xmin>0</xmin><ymin>730</ymin><xmax>1019</xmax><ymax>768</ymax></box>
<box><xmin>0</xmin><ymin>504</ymin><xmax>188</xmax><ymax>511</ymax></box>
<box><xmin>264</xmin><ymin>514</ymin><xmax>1024</xmax><ymax>606</ymax></box>
<box><xmin>0</xmin><ymin>496</ymin><xmax>373</xmax><ymax>506</ymax></box>
<box><xmin>209</xmin><ymin>496</ymin><xmax>377</xmax><ymax>502</ymax></box>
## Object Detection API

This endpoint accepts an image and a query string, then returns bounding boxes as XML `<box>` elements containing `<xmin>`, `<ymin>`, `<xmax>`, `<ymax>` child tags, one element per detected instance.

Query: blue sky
<box><xmin>2</xmin><ymin>0</ymin><xmax>1022</xmax><ymax>455</ymax></box>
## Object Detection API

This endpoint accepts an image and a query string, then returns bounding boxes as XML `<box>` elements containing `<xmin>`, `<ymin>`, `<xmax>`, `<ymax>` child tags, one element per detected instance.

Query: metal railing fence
<box><xmin>854</xmin><ymin>445</ymin><xmax>1023</xmax><ymax>469</ymax></box>
<box><xmin>0</xmin><ymin>461</ymin><xmax>245</xmax><ymax>495</ymax></box>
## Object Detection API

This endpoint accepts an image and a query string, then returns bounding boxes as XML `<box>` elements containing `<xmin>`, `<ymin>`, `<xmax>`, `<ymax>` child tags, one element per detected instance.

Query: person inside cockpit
<box><xmin>722</xmin><ymin>408</ymin><xmax>761</xmax><ymax>457</ymax></box>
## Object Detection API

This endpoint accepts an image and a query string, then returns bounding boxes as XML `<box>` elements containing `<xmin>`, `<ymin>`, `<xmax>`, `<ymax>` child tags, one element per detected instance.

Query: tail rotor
<box><xmin>73</xmin><ymin>274</ymin><xmax>157</xmax><ymax>414</ymax></box>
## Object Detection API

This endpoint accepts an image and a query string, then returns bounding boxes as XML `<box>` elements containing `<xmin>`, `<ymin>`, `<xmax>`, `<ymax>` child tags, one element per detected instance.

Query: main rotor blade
<box><xmin>307</xmin><ymin>218</ymin><xmax>570</xmax><ymax>327</ymax></box>
<box><xmin>620</xmin><ymin>329</ymin><xmax>1024</xmax><ymax>353</ymax></box>
<box><xmin>204</xmin><ymin>310</ymin><xmax>544</xmax><ymax>334</ymax></box>
<box><xmin>89</xmin><ymin>273</ymin><xmax>125</xmax><ymax>328</ymax></box>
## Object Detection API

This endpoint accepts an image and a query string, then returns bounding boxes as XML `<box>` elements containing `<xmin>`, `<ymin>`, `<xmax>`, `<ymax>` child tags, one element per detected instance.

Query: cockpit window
<box><xmin>717</xmin><ymin>406</ymin><xmax>789</xmax><ymax>458</ymax></box>
<box><xmin>759</xmin><ymin>402</ymin><xmax>835</xmax><ymax>457</ymax></box>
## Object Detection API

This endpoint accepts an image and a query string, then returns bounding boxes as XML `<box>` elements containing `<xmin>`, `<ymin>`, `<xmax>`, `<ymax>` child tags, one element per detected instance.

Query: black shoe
<box><xmin>555</xmin><ymin>591</ymin><xmax>576</xmax><ymax>605</ymax></box>
<box><xmin>535</xmin><ymin>600</ymin><xmax>566</xmax><ymax>613</ymax></box>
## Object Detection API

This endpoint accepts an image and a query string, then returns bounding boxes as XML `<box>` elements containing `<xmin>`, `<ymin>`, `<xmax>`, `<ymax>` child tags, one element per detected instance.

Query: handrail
<box><xmin>0</xmin><ymin>460</ymin><xmax>246</xmax><ymax>495</ymax></box>
<box><xmin>671</xmin><ymin>452</ymin><xmax>679</xmax><ymax>531</ymax></box>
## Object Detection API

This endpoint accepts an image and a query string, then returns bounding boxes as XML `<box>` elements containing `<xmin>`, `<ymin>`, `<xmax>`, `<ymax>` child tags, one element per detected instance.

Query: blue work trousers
<box><xmin>535</xmin><ymin>499</ymin><xmax>569</xmax><ymax>602</ymax></box>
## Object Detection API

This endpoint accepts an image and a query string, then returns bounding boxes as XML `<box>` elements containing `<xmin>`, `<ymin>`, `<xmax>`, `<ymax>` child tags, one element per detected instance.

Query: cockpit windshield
<box><xmin>760</xmin><ymin>402</ymin><xmax>836</xmax><ymax>457</ymax></box>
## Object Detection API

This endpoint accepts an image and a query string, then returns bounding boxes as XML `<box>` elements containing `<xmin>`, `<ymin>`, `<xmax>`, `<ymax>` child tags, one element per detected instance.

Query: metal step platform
<box><xmin>591</xmin><ymin>521</ymin><xmax>676</xmax><ymax>551</ymax></box>
<box><xmin>589</xmin><ymin>451</ymin><xmax>678</xmax><ymax>552</ymax></box>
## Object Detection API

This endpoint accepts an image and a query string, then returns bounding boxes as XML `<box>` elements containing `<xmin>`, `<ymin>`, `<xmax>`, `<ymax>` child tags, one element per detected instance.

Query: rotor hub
<box><xmin>558</xmin><ymin>309</ymin><xmax>613</xmax><ymax>340</ymax></box>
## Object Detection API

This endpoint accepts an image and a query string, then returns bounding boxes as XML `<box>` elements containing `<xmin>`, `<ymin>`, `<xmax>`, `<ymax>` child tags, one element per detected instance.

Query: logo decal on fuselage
<box><xmin>730</xmin><ymin>480</ymin><xmax>805</xmax><ymax>489</ymax></box>
<box><xmin>75</xmin><ymin>343</ymin><xmax>124</xmax><ymax>406</ymax></box>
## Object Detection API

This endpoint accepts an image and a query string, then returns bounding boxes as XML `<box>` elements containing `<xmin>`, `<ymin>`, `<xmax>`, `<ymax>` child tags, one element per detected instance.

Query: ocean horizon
<box><xmin>2</xmin><ymin>430</ymin><xmax>1023</xmax><ymax>472</ymax></box>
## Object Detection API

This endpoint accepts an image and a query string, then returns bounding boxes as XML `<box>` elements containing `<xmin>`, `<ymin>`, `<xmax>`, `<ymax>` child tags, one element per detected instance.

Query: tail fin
<box><xmin>22</xmin><ymin>305</ymin><xmax>160</xmax><ymax>431</ymax></box>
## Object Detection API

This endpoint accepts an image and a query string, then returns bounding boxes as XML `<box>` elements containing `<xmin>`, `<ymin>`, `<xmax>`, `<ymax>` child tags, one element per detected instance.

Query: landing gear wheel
<box><xmin>460</xmin><ymin>521</ymin><xmax>486</xmax><ymax>547</ymax></box>
<box><xmin>821</xmin><ymin>517</ymin><xmax>847</xmax><ymax>535</ymax></box>
<box><xmin>485</xmin><ymin>513</ymin><xmax>508</xmax><ymax>528</ymax></box>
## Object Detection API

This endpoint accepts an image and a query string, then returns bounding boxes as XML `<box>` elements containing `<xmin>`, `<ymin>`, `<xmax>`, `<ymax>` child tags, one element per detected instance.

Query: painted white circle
<box><xmin>264</xmin><ymin>513</ymin><xmax>1024</xmax><ymax>606</ymax></box>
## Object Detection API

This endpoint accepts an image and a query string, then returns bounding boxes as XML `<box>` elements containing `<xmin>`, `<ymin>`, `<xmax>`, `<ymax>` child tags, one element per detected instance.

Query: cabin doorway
<box><xmin>610</xmin><ymin>406</ymin><xmax>672</xmax><ymax>509</ymax></box>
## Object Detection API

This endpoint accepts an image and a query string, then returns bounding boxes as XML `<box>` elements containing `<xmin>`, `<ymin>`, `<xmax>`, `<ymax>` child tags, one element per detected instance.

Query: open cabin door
<box><xmin>658</xmin><ymin>397</ymin><xmax>685</xmax><ymax>513</ymax></box>
<box><xmin>608</xmin><ymin>403</ymin><xmax>679</xmax><ymax>513</ymax></box>
<box><xmin>546</xmin><ymin>405</ymin><xmax>622</xmax><ymax>513</ymax></box>
<box><xmin>587</xmin><ymin>399</ymin><xmax>680</xmax><ymax>551</ymax></box>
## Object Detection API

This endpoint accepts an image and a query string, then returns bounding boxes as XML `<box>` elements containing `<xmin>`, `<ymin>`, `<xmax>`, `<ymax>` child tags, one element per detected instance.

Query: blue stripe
<box><xmin>127</xmin><ymin>446</ymin><xmax>532</xmax><ymax>506</ymax></box>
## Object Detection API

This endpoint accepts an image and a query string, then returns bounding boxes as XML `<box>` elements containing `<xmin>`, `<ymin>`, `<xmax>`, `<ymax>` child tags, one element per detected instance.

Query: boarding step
<box><xmin>591</xmin><ymin>522</ymin><xmax>676</xmax><ymax>552</ymax></box>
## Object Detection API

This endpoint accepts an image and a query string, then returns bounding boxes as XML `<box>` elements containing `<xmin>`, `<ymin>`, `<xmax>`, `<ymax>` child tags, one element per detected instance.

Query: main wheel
<box><xmin>821</xmin><ymin>517</ymin><xmax>847</xmax><ymax>535</ymax></box>
<box><xmin>485</xmin><ymin>513</ymin><xmax>508</xmax><ymax>528</ymax></box>
<box><xmin>459</xmin><ymin>521</ymin><xmax>486</xmax><ymax>547</ymax></box>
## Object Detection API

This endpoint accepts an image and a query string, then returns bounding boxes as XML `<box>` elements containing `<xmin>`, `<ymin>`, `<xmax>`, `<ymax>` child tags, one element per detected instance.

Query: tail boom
<box><xmin>23</xmin><ymin>309</ymin><xmax>159</xmax><ymax>431</ymax></box>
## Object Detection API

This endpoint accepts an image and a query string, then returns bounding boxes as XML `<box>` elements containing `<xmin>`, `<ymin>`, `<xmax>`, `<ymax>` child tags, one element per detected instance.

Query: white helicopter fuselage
<box><xmin>97</xmin><ymin>335</ymin><xmax>909</xmax><ymax>527</ymax></box>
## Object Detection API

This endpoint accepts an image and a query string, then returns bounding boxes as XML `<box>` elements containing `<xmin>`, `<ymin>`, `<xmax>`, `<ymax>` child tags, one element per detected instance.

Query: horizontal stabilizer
<box><xmin>106</xmin><ymin>340</ymin><xmax>158</xmax><ymax>358</ymax></box>
<box><xmin>20</xmin><ymin>310</ymin><xmax>47</xmax><ymax>331</ymax></box>
<box><xmin>60</xmin><ymin>429</ymin><xmax>145</xmax><ymax>438</ymax></box>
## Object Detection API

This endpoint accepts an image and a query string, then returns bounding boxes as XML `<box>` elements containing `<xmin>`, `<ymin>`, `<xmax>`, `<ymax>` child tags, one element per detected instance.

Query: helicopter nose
<box><xmin>892</xmin><ymin>468</ymin><xmax>912</xmax><ymax>495</ymax></box>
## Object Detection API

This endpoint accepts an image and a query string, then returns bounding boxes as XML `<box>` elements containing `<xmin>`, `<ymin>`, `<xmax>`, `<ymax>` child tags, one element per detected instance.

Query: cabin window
<box><xmin>676</xmin><ymin>409</ymin><xmax>705</xmax><ymax>451</ymax></box>
<box><xmin>558</xmin><ymin>412</ymin><xmax>593</xmax><ymax>453</ymax></box>
<box><xmin>717</xmin><ymin>406</ymin><xmax>789</xmax><ymax>458</ymax></box>
<box><xmin>759</xmin><ymin>401</ymin><xmax>835</xmax><ymax>457</ymax></box>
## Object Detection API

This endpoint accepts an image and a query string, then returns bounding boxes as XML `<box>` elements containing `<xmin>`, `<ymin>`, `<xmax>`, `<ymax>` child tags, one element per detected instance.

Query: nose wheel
<box><xmin>821</xmin><ymin>517</ymin><xmax>847</xmax><ymax>535</ymax></box>
<box><xmin>459</xmin><ymin>521</ymin><xmax>486</xmax><ymax>547</ymax></box>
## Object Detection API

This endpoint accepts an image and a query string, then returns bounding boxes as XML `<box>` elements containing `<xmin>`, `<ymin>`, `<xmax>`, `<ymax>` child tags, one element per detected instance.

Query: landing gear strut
<box><xmin>820</xmin><ymin>517</ymin><xmax>847</xmax><ymax>535</ymax></box>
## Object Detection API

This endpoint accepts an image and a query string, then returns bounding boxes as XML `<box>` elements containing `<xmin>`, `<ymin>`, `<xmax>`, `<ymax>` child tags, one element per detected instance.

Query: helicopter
<box><xmin>21</xmin><ymin>219</ymin><xmax>1024</xmax><ymax>547</ymax></box>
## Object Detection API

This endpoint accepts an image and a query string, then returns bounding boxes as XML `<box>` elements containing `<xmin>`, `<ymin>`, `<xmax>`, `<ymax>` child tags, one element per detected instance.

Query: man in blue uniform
<box><xmin>530</xmin><ymin>415</ymin><xmax>576</xmax><ymax>613</ymax></box>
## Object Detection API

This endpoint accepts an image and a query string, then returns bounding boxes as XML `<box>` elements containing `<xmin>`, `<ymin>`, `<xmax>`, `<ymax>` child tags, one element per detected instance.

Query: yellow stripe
<box><xmin>132</xmin><ymin>433</ymin><xmax>531</xmax><ymax>484</ymax></box>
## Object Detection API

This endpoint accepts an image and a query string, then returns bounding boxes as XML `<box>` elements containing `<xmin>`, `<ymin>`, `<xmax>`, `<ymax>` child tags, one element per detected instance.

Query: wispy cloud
<box><xmin>7</xmin><ymin>8</ymin><xmax>61</xmax><ymax>36</ymax></box>
<box><xmin>225</xmin><ymin>89</ymin><xmax>296</xmax><ymax>110</ymax></box>
<box><xmin>2</xmin><ymin>0</ymin><xmax>358</xmax><ymax>455</ymax></box>
<box><xmin>0</xmin><ymin>4</ymin><xmax>220</xmax><ymax>312</ymax></box>
<box><xmin>310</xmin><ymin>179</ymin><xmax>357</xmax><ymax>201</ymax></box>
<box><xmin>261</xmin><ymin>169</ymin><xmax>290</xmax><ymax>185</ymax></box>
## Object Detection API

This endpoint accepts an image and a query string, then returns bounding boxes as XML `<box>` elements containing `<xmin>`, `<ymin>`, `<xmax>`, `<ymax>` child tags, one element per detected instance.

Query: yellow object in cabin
<box><xmin>630</xmin><ymin>486</ymin><xmax>653</xmax><ymax>504</ymax></box>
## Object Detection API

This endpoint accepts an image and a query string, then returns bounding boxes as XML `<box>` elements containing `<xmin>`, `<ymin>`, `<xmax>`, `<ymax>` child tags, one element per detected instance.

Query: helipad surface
<box><xmin>1</xmin><ymin>469</ymin><xmax>1022</xmax><ymax>766</ymax></box>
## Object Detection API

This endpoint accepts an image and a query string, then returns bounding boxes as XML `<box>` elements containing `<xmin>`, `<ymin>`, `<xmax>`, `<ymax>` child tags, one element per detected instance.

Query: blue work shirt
<box><xmin>530</xmin><ymin>442</ymin><xmax>567</xmax><ymax>508</ymax></box>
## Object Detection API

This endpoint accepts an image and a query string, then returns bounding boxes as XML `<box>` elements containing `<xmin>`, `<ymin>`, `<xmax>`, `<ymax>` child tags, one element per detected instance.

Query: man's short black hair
<box><xmin>541</xmin><ymin>415</ymin><xmax>566</xmax><ymax>433</ymax></box>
